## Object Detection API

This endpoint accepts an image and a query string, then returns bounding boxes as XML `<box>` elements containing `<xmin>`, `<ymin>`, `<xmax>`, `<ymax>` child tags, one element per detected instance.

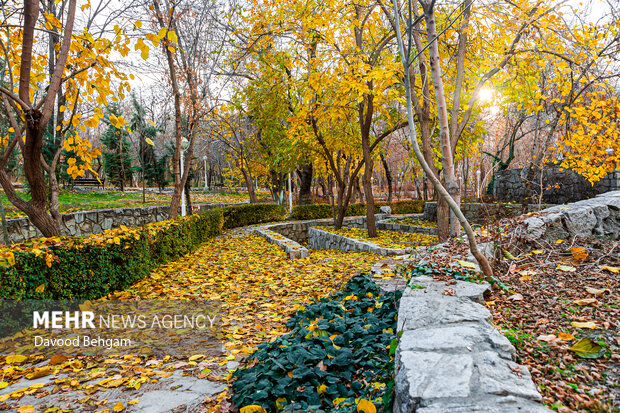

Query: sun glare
<box><xmin>478</xmin><ymin>87</ymin><xmax>495</xmax><ymax>103</ymax></box>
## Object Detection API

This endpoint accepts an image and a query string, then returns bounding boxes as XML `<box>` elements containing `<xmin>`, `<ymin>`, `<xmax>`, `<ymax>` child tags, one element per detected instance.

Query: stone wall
<box><xmin>494</xmin><ymin>167</ymin><xmax>619</xmax><ymax>204</ymax></box>
<box><xmin>394</xmin><ymin>276</ymin><xmax>550</xmax><ymax>412</ymax></box>
<box><xmin>2</xmin><ymin>202</ymin><xmax>245</xmax><ymax>244</ymax></box>
<box><xmin>308</xmin><ymin>227</ymin><xmax>410</xmax><ymax>256</ymax></box>
<box><xmin>520</xmin><ymin>190</ymin><xmax>620</xmax><ymax>241</ymax></box>
<box><xmin>423</xmin><ymin>202</ymin><xmax>554</xmax><ymax>223</ymax></box>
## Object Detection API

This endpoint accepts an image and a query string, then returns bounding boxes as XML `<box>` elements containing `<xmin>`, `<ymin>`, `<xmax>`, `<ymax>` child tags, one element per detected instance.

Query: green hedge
<box><xmin>0</xmin><ymin>210</ymin><xmax>224</xmax><ymax>300</ymax></box>
<box><xmin>222</xmin><ymin>203</ymin><xmax>286</xmax><ymax>229</ymax></box>
<box><xmin>291</xmin><ymin>200</ymin><xmax>425</xmax><ymax>220</ymax></box>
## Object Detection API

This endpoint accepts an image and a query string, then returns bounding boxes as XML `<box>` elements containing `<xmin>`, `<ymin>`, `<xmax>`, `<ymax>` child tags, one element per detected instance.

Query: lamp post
<box><xmin>180</xmin><ymin>137</ymin><xmax>189</xmax><ymax>217</ymax></box>
<box><xmin>476</xmin><ymin>170</ymin><xmax>481</xmax><ymax>199</ymax></box>
<box><xmin>287</xmin><ymin>172</ymin><xmax>292</xmax><ymax>213</ymax></box>
<box><xmin>202</xmin><ymin>155</ymin><xmax>208</xmax><ymax>191</ymax></box>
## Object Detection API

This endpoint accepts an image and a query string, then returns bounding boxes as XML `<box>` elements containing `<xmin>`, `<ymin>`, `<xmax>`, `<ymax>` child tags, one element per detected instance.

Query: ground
<box><xmin>0</xmin><ymin>229</ymin><xmax>379</xmax><ymax>412</ymax></box>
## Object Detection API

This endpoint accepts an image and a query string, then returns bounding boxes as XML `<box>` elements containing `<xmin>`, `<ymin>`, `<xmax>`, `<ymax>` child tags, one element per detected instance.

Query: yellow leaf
<box><xmin>317</xmin><ymin>384</ymin><xmax>327</xmax><ymax>394</ymax></box>
<box><xmin>6</xmin><ymin>355</ymin><xmax>28</xmax><ymax>364</ymax></box>
<box><xmin>16</xmin><ymin>406</ymin><xmax>35</xmax><ymax>413</ymax></box>
<box><xmin>113</xmin><ymin>237</ymin><xmax>121</xmax><ymax>245</ymax></box>
<box><xmin>45</xmin><ymin>253</ymin><xmax>54</xmax><ymax>268</ymax></box>
<box><xmin>600</xmin><ymin>265</ymin><xmax>619</xmax><ymax>274</ymax></box>
<box><xmin>457</xmin><ymin>260</ymin><xmax>477</xmax><ymax>269</ymax></box>
<box><xmin>275</xmin><ymin>397</ymin><xmax>287</xmax><ymax>409</ymax></box>
<box><xmin>571</xmin><ymin>321</ymin><xmax>598</xmax><ymax>329</ymax></box>
<box><xmin>0</xmin><ymin>382</ymin><xmax>8</xmax><ymax>389</ymax></box>
<box><xmin>356</xmin><ymin>399</ymin><xmax>376</xmax><ymax>413</ymax></box>
<box><xmin>166</xmin><ymin>30</ymin><xmax>178</xmax><ymax>43</ymax></box>
<box><xmin>35</xmin><ymin>284</ymin><xmax>45</xmax><ymax>293</ymax></box>
<box><xmin>157</xmin><ymin>27</ymin><xmax>167</xmax><ymax>39</ymax></box>
<box><xmin>145</xmin><ymin>137</ymin><xmax>154</xmax><ymax>146</ymax></box>
<box><xmin>557</xmin><ymin>332</ymin><xmax>575</xmax><ymax>341</ymax></box>
<box><xmin>573</xmin><ymin>298</ymin><xmax>598</xmax><ymax>306</ymax></box>
<box><xmin>570</xmin><ymin>337</ymin><xmax>605</xmax><ymax>359</ymax></box>
<box><xmin>240</xmin><ymin>406</ymin><xmax>266</xmax><ymax>413</ymax></box>
<box><xmin>128</xmin><ymin>399</ymin><xmax>139</xmax><ymax>405</ymax></box>
<box><xmin>189</xmin><ymin>354</ymin><xmax>204</xmax><ymax>361</ymax></box>
<box><xmin>531</xmin><ymin>249</ymin><xmax>544</xmax><ymax>255</ymax></box>
<box><xmin>25</xmin><ymin>366</ymin><xmax>53</xmax><ymax>380</ymax></box>
<box><xmin>134</xmin><ymin>20</ymin><xmax>142</xmax><ymax>28</ymax></box>
<box><xmin>113</xmin><ymin>402</ymin><xmax>125</xmax><ymax>412</ymax></box>
<box><xmin>570</xmin><ymin>247</ymin><xmax>588</xmax><ymax>261</ymax></box>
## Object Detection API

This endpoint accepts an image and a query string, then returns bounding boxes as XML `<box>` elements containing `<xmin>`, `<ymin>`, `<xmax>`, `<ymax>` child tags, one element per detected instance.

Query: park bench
<box><xmin>73</xmin><ymin>178</ymin><xmax>105</xmax><ymax>188</ymax></box>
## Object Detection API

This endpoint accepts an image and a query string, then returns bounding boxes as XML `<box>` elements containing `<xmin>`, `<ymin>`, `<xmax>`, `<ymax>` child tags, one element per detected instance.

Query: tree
<box><xmin>101</xmin><ymin>105</ymin><xmax>133</xmax><ymax>191</ymax></box>
<box><xmin>0</xmin><ymin>0</ymin><xmax>133</xmax><ymax>235</ymax></box>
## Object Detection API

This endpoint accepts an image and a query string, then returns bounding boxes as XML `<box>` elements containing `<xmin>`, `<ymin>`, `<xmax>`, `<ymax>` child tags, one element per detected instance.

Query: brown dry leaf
<box><xmin>585</xmin><ymin>287</ymin><xmax>611</xmax><ymax>295</ymax></box>
<box><xmin>537</xmin><ymin>334</ymin><xmax>558</xmax><ymax>342</ymax></box>
<box><xmin>49</xmin><ymin>354</ymin><xmax>69</xmax><ymax>366</ymax></box>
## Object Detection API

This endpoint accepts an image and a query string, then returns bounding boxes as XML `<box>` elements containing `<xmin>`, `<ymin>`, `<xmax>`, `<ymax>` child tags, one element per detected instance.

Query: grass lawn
<box><xmin>0</xmin><ymin>189</ymin><xmax>260</xmax><ymax>219</ymax></box>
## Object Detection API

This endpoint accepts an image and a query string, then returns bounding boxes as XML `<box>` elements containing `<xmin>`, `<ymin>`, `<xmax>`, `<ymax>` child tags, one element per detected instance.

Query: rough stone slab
<box><xmin>398</xmin><ymin>295</ymin><xmax>492</xmax><ymax>331</ymax></box>
<box><xmin>308</xmin><ymin>227</ymin><xmax>411</xmax><ymax>255</ymax></box>
<box><xmin>398</xmin><ymin>323</ymin><xmax>515</xmax><ymax>359</ymax></box>
<box><xmin>476</xmin><ymin>351</ymin><xmax>542</xmax><ymax>402</ymax></box>
<box><xmin>395</xmin><ymin>351</ymin><xmax>474</xmax><ymax>400</ymax></box>
<box><xmin>416</xmin><ymin>398</ymin><xmax>552</xmax><ymax>413</ymax></box>
<box><xmin>403</xmin><ymin>275</ymin><xmax>489</xmax><ymax>304</ymax></box>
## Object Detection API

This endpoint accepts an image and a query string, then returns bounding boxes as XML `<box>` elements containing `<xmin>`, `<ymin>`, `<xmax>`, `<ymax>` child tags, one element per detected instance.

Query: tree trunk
<box><xmin>241</xmin><ymin>167</ymin><xmax>258</xmax><ymax>203</ymax></box>
<box><xmin>297</xmin><ymin>163</ymin><xmax>314</xmax><ymax>205</ymax></box>
<box><xmin>184</xmin><ymin>176</ymin><xmax>192</xmax><ymax>213</ymax></box>
<box><xmin>380</xmin><ymin>153</ymin><xmax>393</xmax><ymax>204</ymax></box>
<box><xmin>424</xmin><ymin>4</ymin><xmax>461</xmax><ymax>237</ymax></box>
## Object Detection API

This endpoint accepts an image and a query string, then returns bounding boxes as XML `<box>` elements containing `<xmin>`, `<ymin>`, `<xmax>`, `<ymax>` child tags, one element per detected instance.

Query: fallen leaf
<box><xmin>557</xmin><ymin>264</ymin><xmax>577</xmax><ymax>272</ymax></box>
<box><xmin>356</xmin><ymin>399</ymin><xmax>377</xmax><ymax>413</ymax></box>
<box><xmin>600</xmin><ymin>265</ymin><xmax>620</xmax><ymax>274</ymax></box>
<box><xmin>457</xmin><ymin>260</ymin><xmax>477</xmax><ymax>269</ymax></box>
<box><xmin>240</xmin><ymin>406</ymin><xmax>267</xmax><ymax>413</ymax></box>
<box><xmin>6</xmin><ymin>355</ymin><xmax>28</xmax><ymax>364</ymax></box>
<box><xmin>571</xmin><ymin>321</ymin><xmax>599</xmax><ymax>329</ymax></box>
<box><xmin>574</xmin><ymin>298</ymin><xmax>598</xmax><ymax>306</ymax></box>
<box><xmin>0</xmin><ymin>382</ymin><xmax>7</xmax><ymax>389</ymax></box>
<box><xmin>570</xmin><ymin>338</ymin><xmax>605</xmax><ymax>359</ymax></box>
<box><xmin>508</xmin><ymin>293</ymin><xmax>524</xmax><ymax>301</ymax></box>
<box><xmin>537</xmin><ymin>334</ymin><xmax>558</xmax><ymax>342</ymax></box>
<box><xmin>113</xmin><ymin>402</ymin><xmax>125</xmax><ymax>412</ymax></box>
<box><xmin>16</xmin><ymin>406</ymin><xmax>35</xmax><ymax>413</ymax></box>
<box><xmin>557</xmin><ymin>332</ymin><xmax>575</xmax><ymax>341</ymax></box>
<box><xmin>585</xmin><ymin>287</ymin><xmax>611</xmax><ymax>295</ymax></box>
<box><xmin>49</xmin><ymin>354</ymin><xmax>69</xmax><ymax>366</ymax></box>
<box><xmin>531</xmin><ymin>249</ymin><xmax>544</xmax><ymax>255</ymax></box>
<box><xmin>26</xmin><ymin>366</ymin><xmax>53</xmax><ymax>380</ymax></box>
<box><xmin>570</xmin><ymin>246</ymin><xmax>589</xmax><ymax>261</ymax></box>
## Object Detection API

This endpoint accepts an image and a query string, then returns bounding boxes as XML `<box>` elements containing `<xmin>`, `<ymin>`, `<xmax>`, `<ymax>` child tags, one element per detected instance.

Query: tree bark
<box><xmin>380</xmin><ymin>152</ymin><xmax>393</xmax><ymax>203</ymax></box>
<box><xmin>297</xmin><ymin>163</ymin><xmax>314</xmax><ymax>205</ymax></box>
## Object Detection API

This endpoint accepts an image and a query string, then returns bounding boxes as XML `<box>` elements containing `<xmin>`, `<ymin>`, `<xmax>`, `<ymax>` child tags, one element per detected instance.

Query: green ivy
<box><xmin>232</xmin><ymin>275</ymin><xmax>401</xmax><ymax>413</ymax></box>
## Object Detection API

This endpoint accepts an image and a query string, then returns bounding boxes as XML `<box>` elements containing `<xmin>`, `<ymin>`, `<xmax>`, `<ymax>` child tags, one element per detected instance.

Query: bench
<box><xmin>73</xmin><ymin>178</ymin><xmax>105</xmax><ymax>188</ymax></box>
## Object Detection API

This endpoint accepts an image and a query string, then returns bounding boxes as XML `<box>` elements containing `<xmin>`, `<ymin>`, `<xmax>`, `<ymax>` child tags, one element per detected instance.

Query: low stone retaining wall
<box><xmin>2</xmin><ymin>202</ymin><xmax>245</xmax><ymax>244</ymax></box>
<box><xmin>254</xmin><ymin>227</ymin><xmax>309</xmax><ymax>259</ymax></box>
<box><xmin>308</xmin><ymin>227</ymin><xmax>411</xmax><ymax>256</ymax></box>
<box><xmin>394</xmin><ymin>276</ymin><xmax>550</xmax><ymax>413</ymax></box>
<box><xmin>424</xmin><ymin>201</ymin><xmax>554</xmax><ymax>223</ymax></box>
<box><xmin>377</xmin><ymin>216</ymin><xmax>437</xmax><ymax>236</ymax></box>
<box><xmin>521</xmin><ymin>190</ymin><xmax>620</xmax><ymax>241</ymax></box>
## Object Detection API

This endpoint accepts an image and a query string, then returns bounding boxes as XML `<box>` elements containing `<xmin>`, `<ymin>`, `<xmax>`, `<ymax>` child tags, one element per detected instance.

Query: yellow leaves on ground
<box><xmin>570</xmin><ymin>247</ymin><xmax>588</xmax><ymax>261</ymax></box>
<box><xmin>5</xmin><ymin>355</ymin><xmax>28</xmax><ymax>364</ymax></box>
<box><xmin>571</xmin><ymin>321</ymin><xmax>599</xmax><ymax>329</ymax></box>
<box><xmin>356</xmin><ymin>399</ymin><xmax>377</xmax><ymax>413</ymax></box>
<box><xmin>458</xmin><ymin>260</ymin><xmax>478</xmax><ymax>269</ymax></box>
<box><xmin>240</xmin><ymin>405</ymin><xmax>267</xmax><ymax>413</ymax></box>
<box><xmin>112</xmin><ymin>401</ymin><xmax>125</xmax><ymax>412</ymax></box>
<box><xmin>319</xmin><ymin>227</ymin><xmax>437</xmax><ymax>249</ymax></box>
<box><xmin>557</xmin><ymin>332</ymin><xmax>575</xmax><ymax>341</ymax></box>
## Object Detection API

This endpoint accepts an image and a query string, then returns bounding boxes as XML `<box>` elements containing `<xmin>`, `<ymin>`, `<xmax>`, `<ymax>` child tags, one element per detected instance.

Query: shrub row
<box><xmin>232</xmin><ymin>275</ymin><xmax>401</xmax><ymax>412</ymax></box>
<box><xmin>290</xmin><ymin>199</ymin><xmax>425</xmax><ymax>221</ymax></box>
<box><xmin>0</xmin><ymin>203</ymin><xmax>285</xmax><ymax>300</ymax></box>
<box><xmin>222</xmin><ymin>203</ymin><xmax>286</xmax><ymax>229</ymax></box>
